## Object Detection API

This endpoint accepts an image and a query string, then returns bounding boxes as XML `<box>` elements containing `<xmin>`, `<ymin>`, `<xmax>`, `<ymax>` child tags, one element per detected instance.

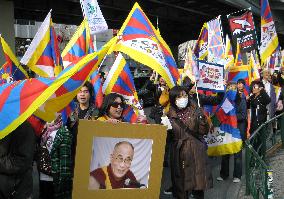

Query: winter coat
<box><xmin>0</xmin><ymin>122</ymin><xmax>36</xmax><ymax>199</ymax></box>
<box><xmin>236</xmin><ymin>92</ymin><xmax>247</xmax><ymax>123</ymax></box>
<box><xmin>248</xmin><ymin>89</ymin><xmax>271</xmax><ymax>133</ymax></box>
<box><xmin>167</xmin><ymin>100</ymin><xmax>212</xmax><ymax>196</ymax></box>
<box><xmin>189</xmin><ymin>92</ymin><xmax>224</xmax><ymax>107</ymax></box>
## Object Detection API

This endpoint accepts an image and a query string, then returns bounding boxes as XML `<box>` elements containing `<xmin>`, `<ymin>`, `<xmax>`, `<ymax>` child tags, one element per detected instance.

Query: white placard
<box><xmin>80</xmin><ymin>0</ymin><xmax>108</xmax><ymax>34</ymax></box>
<box><xmin>197</xmin><ymin>60</ymin><xmax>225</xmax><ymax>92</ymax></box>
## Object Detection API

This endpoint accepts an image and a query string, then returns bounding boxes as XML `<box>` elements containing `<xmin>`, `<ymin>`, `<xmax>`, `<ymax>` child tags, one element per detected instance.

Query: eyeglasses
<box><xmin>253</xmin><ymin>85</ymin><xmax>259</xmax><ymax>89</ymax></box>
<box><xmin>114</xmin><ymin>155</ymin><xmax>132</xmax><ymax>166</ymax></box>
<box><xmin>111</xmin><ymin>102</ymin><xmax>125</xmax><ymax>108</ymax></box>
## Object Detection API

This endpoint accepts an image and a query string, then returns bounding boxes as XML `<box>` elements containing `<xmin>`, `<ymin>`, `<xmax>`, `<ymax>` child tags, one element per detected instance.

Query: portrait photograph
<box><xmin>89</xmin><ymin>137</ymin><xmax>153</xmax><ymax>190</ymax></box>
<box><xmin>72</xmin><ymin>120</ymin><xmax>167</xmax><ymax>199</ymax></box>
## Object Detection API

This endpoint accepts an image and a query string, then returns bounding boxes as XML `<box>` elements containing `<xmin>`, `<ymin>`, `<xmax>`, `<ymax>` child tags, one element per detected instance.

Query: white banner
<box><xmin>80</xmin><ymin>0</ymin><xmax>108</xmax><ymax>34</ymax></box>
<box><xmin>197</xmin><ymin>60</ymin><xmax>224</xmax><ymax>92</ymax></box>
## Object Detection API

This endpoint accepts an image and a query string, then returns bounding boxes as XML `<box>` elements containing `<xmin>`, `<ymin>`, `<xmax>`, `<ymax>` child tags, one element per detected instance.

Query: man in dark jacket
<box><xmin>0</xmin><ymin>121</ymin><xmax>36</xmax><ymax>199</ymax></box>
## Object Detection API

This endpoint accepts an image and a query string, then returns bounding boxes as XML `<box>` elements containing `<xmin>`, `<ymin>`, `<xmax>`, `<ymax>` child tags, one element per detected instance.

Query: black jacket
<box><xmin>0</xmin><ymin>122</ymin><xmax>36</xmax><ymax>199</ymax></box>
<box><xmin>236</xmin><ymin>92</ymin><xmax>247</xmax><ymax>122</ymax></box>
<box><xmin>145</xmin><ymin>80</ymin><xmax>163</xmax><ymax>106</ymax></box>
<box><xmin>248</xmin><ymin>89</ymin><xmax>271</xmax><ymax>131</ymax></box>
<box><xmin>189</xmin><ymin>92</ymin><xmax>224</xmax><ymax>107</ymax></box>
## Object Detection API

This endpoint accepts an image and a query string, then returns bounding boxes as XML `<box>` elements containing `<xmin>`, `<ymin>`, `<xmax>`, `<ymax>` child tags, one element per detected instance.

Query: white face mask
<box><xmin>175</xmin><ymin>97</ymin><xmax>188</xmax><ymax>109</ymax></box>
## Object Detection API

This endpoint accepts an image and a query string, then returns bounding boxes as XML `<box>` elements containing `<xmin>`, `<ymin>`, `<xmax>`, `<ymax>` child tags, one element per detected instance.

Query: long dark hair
<box><xmin>76</xmin><ymin>81</ymin><xmax>95</xmax><ymax>102</ymax></box>
<box><xmin>169</xmin><ymin>86</ymin><xmax>188</xmax><ymax>110</ymax></box>
<box><xmin>99</xmin><ymin>93</ymin><xmax>125</xmax><ymax>117</ymax></box>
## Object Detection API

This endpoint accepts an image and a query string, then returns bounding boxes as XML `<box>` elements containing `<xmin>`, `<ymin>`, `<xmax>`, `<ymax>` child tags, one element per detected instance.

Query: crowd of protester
<box><xmin>1</xmin><ymin>68</ymin><xmax>284</xmax><ymax>199</ymax></box>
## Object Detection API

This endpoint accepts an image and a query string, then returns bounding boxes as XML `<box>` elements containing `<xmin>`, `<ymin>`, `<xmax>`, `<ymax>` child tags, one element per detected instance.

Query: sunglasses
<box><xmin>110</xmin><ymin>102</ymin><xmax>125</xmax><ymax>108</ymax></box>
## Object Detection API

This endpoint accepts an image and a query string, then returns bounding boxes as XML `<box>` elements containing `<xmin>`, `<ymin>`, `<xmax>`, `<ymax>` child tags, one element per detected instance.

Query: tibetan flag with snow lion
<box><xmin>205</xmin><ymin>89</ymin><xmax>242</xmax><ymax>156</ymax></box>
<box><xmin>0</xmin><ymin>38</ymin><xmax>114</xmax><ymax>139</ymax></box>
<box><xmin>0</xmin><ymin>36</ymin><xmax>29</xmax><ymax>84</ymax></box>
<box><xmin>61</xmin><ymin>19</ymin><xmax>95</xmax><ymax>67</ymax></box>
<box><xmin>260</xmin><ymin>0</ymin><xmax>279</xmax><ymax>65</ymax></box>
<box><xmin>102</xmin><ymin>53</ymin><xmax>144</xmax><ymax>123</ymax></box>
<box><xmin>20</xmin><ymin>10</ymin><xmax>63</xmax><ymax>77</ymax></box>
<box><xmin>113</xmin><ymin>2</ymin><xmax>180</xmax><ymax>88</ymax></box>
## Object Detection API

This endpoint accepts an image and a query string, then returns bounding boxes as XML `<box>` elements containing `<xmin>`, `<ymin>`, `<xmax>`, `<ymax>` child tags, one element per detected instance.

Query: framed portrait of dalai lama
<box><xmin>72</xmin><ymin>120</ymin><xmax>167</xmax><ymax>199</ymax></box>
<box><xmin>89</xmin><ymin>137</ymin><xmax>152</xmax><ymax>190</ymax></box>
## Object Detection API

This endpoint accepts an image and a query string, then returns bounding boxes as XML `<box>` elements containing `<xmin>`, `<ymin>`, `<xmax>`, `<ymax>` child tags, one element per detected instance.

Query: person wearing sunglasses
<box><xmin>89</xmin><ymin>141</ymin><xmax>140</xmax><ymax>189</ymax></box>
<box><xmin>247</xmin><ymin>80</ymin><xmax>271</xmax><ymax>156</ymax></box>
<box><xmin>98</xmin><ymin>93</ymin><xmax>146</xmax><ymax>124</ymax></box>
<box><xmin>97</xmin><ymin>93</ymin><xmax>126</xmax><ymax>123</ymax></box>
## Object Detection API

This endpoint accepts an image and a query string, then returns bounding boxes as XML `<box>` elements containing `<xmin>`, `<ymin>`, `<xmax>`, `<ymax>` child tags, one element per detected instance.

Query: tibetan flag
<box><xmin>194</xmin><ymin>23</ymin><xmax>208</xmax><ymax>60</ymax></box>
<box><xmin>0</xmin><ymin>36</ymin><xmax>29</xmax><ymax>84</ymax></box>
<box><xmin>0</xmin><ymin>38</ymin><xmax>114</xmax><ymax>138</ymax></box>
<box><xmin>260</xmin><ymin>0</ymin><xmax>279</xmax><ymax>65</ymax></box>
<box><xmin>113</xmin><ymin>2</ymin><xmax>180</xmax><ymax>88</ymax></box>
<box><xmin>182</xmin><ymin>46</ymin><xmax>199</xmax><ymax>82</ymax></box>
<box><xmin>207</xmin><ymin>16</ymin><xmax>225</xmax><ymax>64</ymax></box>
<box><xmin>90</xmin><ymin>70</ymin><xmax>103</xmax><ymax>108</ymax></box>
<box><xmin>268</xmin><ymin>46</ymin><xmax>281</xmax><ymax>70</ymax></box>
<box><xmin>102</xmin><ymin>53</ymin><xmax>144</xmax><ymax>123</ymax></box>
<box><xmin>20</xmin><ymin>10</ymin><xmax>63</xmax><ymax>77</ymax></box>
<box><xmin>122</xmin><ymin>104</ymin><xmax>138</xmax><ymax>124</ymax></box>
<box><xmin>249</xmin><ymin>52</ymin><xmax>260</xmax><ymax>81</ymax></box>
<box><xmin>252</xmin><ymin>50</ymin><xmax>261</xmax><ymax>70</ymax></box>
<box><xmin>206</xmin><ymin>89</ymin><xmax>242</xmax><ymax>156</ymax></box>
<box><xmin>61</xmin><ymin>101</ymin><xmax>76</xmax><ymax>124</ymax></box>
<box><xmin>234</xmin><ymin>43</ymin><xmax>243</xmax><ymax>66</ymax></box>
<box><xmin>224</xmin><ymin>35</ymin><xmax>234</xmax><ymax>70</ymax></box>
<box><xmin>228</xmin><ymin>64</ymin><xmax>250</xmax><ymax>96</ymax></box>
<box><xmin>61</xmin><ymin>19</ymin><xmax>95</xmax><ymax>67</ymax></box>
<box><xmin>269</xmin><ymin>52</ymin><xmax>276</xmax><ymax>69</ymax></box>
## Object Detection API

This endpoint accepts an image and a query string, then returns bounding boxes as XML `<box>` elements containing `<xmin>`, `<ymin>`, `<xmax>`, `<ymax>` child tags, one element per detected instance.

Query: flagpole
<box><xmin>156</xmin><ymin>16</ymin><xmax>159</xmax><ymax>29</ymax></box>
<box><xmin>194</xmin><ymin>81</ymin><xmax>201</xmax><ymax>107</ymax></box>
<box><xmin>97</xmin><ymin>53</ymin><xmax>108</xmax><ymax>71</ymax></box>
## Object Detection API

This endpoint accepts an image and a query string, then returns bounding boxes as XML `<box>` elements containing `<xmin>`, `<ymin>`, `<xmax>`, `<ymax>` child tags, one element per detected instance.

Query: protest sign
<box><xmin>197</xmin><ymin>60</ymin><xmax>225</xmax><ymax>92</ymax></box>
<box><xmin>80</xmin><ymin>0</ymin><xmax>108</xmax><ymax>34</ymax></box>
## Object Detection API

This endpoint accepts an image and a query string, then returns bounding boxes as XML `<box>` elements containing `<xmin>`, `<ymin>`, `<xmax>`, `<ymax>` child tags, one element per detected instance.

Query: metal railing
<box><xmin>245</xmin><ymin>112</ymin><xmax>284</xmax><ymax>199</ymax></box>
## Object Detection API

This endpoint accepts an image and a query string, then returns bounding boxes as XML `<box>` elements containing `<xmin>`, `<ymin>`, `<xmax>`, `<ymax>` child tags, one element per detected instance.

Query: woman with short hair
<box><xmin>247</xmin><ymin>80</ymin><xmax>271</xmax><ymax>156</ymax></box>
<box><xmin>167</xmin><ymin>86</ymin><xmax>211</xmax><ymax>199</ymax></box>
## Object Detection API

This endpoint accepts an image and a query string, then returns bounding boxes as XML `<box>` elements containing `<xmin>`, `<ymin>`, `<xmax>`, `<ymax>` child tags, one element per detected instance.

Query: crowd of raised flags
<box><xmin>0</xmin><ymin>0</ymin><xmax>283</xmax><ymax>157</ymax></box>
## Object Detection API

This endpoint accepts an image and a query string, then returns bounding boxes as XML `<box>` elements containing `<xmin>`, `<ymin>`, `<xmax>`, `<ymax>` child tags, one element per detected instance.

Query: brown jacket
<box><xmin>168</xmin><ymin>101</ymin><xmax>212</xmax><ymax>196</ymax></box>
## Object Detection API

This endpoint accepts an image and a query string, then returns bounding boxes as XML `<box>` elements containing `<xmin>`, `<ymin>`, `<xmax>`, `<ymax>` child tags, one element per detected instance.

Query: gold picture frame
<box><xmin>72</xmin><ymin>120</ymin><xmax>167</xmax><ymax>199</ymax></box>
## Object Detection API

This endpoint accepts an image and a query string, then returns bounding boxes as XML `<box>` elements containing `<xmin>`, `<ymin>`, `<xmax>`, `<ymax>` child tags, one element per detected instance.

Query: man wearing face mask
<box><xmin>166</xmin><ymin>86</ymin><xmax>211</xmax><ymax>199</ymax></box>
